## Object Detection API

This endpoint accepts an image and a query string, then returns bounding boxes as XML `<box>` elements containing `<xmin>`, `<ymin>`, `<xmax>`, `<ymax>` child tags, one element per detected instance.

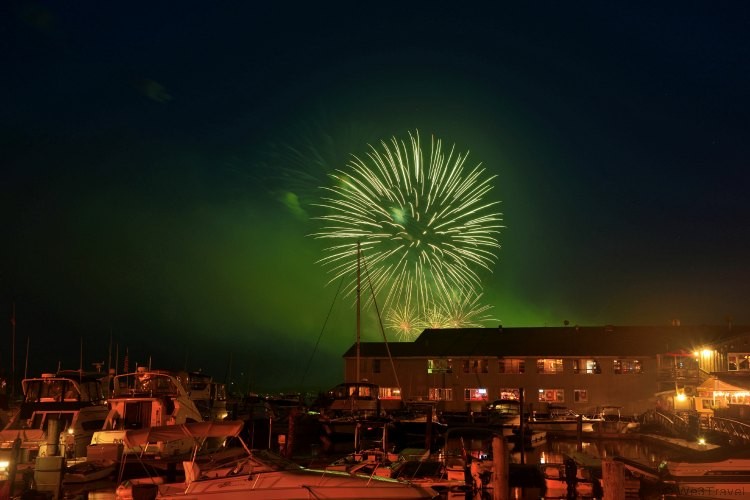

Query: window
<box><xmin>538</xmin><ymin>388</ymin><xmax>564</xmax><ymax>402</ymax></box>
<box><xmin>427</xmin><ymin>359</ymin><xmax>452</xmax><ymax>373</ymax></box>
<box><xmin>573</xmin><ymin>359</ymin><xmax>600</xmax><ymax>374</ymax></box>
<box><xmin>728</xmin><ymin>354</ymin><xmax>750</xmax><ymax>371</ymax></box>
<box><xmin>574</xmin><ymin>389</ymin><xmax>588</xmax><ymax>403</ymax></box>
<box><xmin>464</xmin><ymin>388</ymin><xmax>488</xmax><ymax>402</ymax></box>
<box><xmin>379</xmin><ymin>387</ymin><xmax>401</xmax><ymax>400</ymax></box>
<box><xmin>429</xmin><ymin>388</ymin><xmax>453</xmax><ymax>401</ymax></box>
<box><xmin>499</xmin><ymin>359</ymin><xmax>525</xmax><ymax>374</ymax></box>
<box><xmin>537</xmin><ymin>359</ymin><xmax>564</xmax><ymax>374</ymax></box>
<box><xmin>462</xmin><ymin>359</ymin><xmax>488</xmax><ymax>374</ymax></box>
<box><xmin>498</xmin><ymin>388</ymin><xmax>521</xmax><ymax>400</ymax></box>
<box><xmin>372</xmin><ymin>359</ymin><xmax>381</xmax><ymax>374</ymax></box>
<box><xmin>613</xmin><ymin>359</ymin><xmax>642</xmax><ymax>374</ymax></box>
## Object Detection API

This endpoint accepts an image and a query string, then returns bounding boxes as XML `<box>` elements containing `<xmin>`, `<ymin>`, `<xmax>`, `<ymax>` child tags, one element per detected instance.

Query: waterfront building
<box><xmin>341</xmin><ymin>325</ymin><xmax>748</xmax><ymax>416</ymax></box>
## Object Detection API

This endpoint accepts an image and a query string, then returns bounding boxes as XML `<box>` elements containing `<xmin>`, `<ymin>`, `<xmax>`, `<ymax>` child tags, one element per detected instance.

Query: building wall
<box><xmin>349</xmin><ymin>355</ymin><xmax>658</xmax><ymax>416</ymax></box>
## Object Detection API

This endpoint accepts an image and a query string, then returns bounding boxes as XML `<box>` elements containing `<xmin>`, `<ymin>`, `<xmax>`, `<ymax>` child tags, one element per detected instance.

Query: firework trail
<box><xmin>314</xmin><ymin>130</ymin><xmax>503</xmax><ymax>337</ymax></box>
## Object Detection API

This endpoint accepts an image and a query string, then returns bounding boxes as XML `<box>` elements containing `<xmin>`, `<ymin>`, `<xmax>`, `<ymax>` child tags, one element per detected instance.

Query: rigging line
<box><xmin>300</xmin><ymin>274</ymin><xmax>345</xmax><ymax>389</ymax></box>
<box><xmin>361</xmin><ymin>247</ymin><xmax>402</xmax><ymax>392</ymax></box>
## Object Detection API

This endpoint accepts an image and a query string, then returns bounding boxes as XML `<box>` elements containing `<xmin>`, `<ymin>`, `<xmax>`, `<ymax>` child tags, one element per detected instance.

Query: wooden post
<box><xmin>7</xmin><ymin>438</ymin><xmax>22</xmax><ymax>498</ymax></box>
<box><xmin>518</xmin><ymin>387</ymin><xmax>525</xmax><ymax>465</ymax></box>
<box><xmin>286</xmin><ymin>407</ymin><xmax>297</xmax><ymax>458</ymax></box>
<box><xmin>492</xmin><ymin>435</ymin><xmax>508</xmax><ymax>500</ymax></box>
<box><xmin>602</xmin><ymin>457</ymin><xmax>625</xmax><ymax>500</ymax></box>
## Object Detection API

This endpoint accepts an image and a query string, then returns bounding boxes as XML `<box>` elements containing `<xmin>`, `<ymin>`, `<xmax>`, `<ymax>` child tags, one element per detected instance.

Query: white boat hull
<box><xmin>117</xmin><ymin>469</ymin><xmax>438</xmax><ymax>499</ymax></box>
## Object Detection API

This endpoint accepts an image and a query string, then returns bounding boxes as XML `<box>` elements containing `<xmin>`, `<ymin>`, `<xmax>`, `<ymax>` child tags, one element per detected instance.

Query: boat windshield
<box><xmin>113</xmin><ymin>373</ymin><xmax>179</xmax><ymax>396</ymax></box>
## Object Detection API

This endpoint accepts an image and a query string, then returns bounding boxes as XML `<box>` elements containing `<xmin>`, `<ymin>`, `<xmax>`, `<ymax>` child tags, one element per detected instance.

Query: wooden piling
<box><xmin>492</xmin><ymin>435</ymin><xmax>508</xmax><ymax>500</ymax></box>
<box><xmin>602</xmin><ymin>457</ymin><xmax>625</xmax><ymax>500</ymax></box>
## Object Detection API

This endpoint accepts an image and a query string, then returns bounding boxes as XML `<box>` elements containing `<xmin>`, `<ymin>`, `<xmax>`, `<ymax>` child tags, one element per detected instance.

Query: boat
<box><xmin>591</xmin><ymin>405</ymin><xmax>641</xmax><ymax>433</ymax></box>
<box><xmin>526</xmin><ymin>406</ymin><xmax>600</xmax><ymax>433</ymax></box>
<box><xmin>323</xmin><ymin>422</ymin><xmax>431</xmax><ymax>477</ymax></box>
<box><xmin>114</xmin><ymin>420</ymin><xmax>439</xmax><ymax>499</ymax></box>
<box><xmin>63</xmin><ymin>458</ymin><xmax>117</xmax><ymax>484</ymax></box>
<box><xmin>89</xmin><ymin>367</ymin><xmax>206</xmax><ymax>459</ymax></box>
<box><xmin>174</xmin><ymin>371</ymin><xmax>229</xmax><ymax>422</ymax></box>
<box><xmin>656</xmin><ymin>452</ymin><xmax>750</xmax><ymax>499</ymax></box>
<box><xmin>0</xmin><ymin>371</ymin><xmax>109</xmax><ymax>462</ymax></box>
<box><xmin>318</xmin><ymin>243</ymin><xmax>405</xmax><ymax>453</ymax></box>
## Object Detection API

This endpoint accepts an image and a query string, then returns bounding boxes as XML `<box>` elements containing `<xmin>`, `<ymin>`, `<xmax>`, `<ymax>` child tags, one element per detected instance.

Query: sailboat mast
<box><xmin>11</xmin><ymin>302</ymin><xmax>16</xmax><ymax>401</ymax></box>
<box><xmin>356</xmin><ymin>241</ymin><xmax>361</xmax><ymax>383</ymax></box>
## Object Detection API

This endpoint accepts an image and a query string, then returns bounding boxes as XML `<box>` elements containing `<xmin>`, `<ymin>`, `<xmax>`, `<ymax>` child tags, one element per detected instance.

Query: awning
<box><xmin>123</xmin><ymin>420</ymin><xmax>244</xmax><ymax>448</ymax></box>
<box><xmin>697</xmin><ymin>377</ymin><xmax>749</xmax><ymax>393</ymax></box>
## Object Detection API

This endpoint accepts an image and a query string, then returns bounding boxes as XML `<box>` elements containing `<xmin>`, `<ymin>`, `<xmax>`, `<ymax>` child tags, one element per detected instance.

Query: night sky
<box><xmin>2</xmin><ymin>3</ymin><xmax>749</xmax><ymax>393</ymax></box>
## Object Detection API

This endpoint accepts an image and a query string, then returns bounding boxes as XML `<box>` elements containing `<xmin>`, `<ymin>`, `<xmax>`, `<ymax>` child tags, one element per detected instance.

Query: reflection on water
<box><xmin>444</xmin><ymin>434</ymin><xmax>677</xmax><ymax>499</ymax></box>
<box><xmin>449</xmin><ymin>434</ymin><xmax>671</xmax><ymax>468</ymax></box>
<box><xmin>514</xmin><ymin>437</ymin><xmax>669</xmax><ymax>469</ymax></box>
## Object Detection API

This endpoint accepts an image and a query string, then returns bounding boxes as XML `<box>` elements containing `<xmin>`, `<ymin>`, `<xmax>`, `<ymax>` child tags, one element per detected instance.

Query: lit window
<box><xmin>464</xmin><ymin>388</ymin><xmax>488</xmax><ymax>402</ymax></box>
<box><xmin>499</xmin><ymin>359</ymin><xmax>525</xmax><ymax>374</ymax></box>
<box><xmin>573</xmin><ymin>359</ymin><xmax>600</xmax><ymax>374</ymax></box>
<box><xmin>574</xmin><ymin>389</ymin><xmax>588</xmax><ymax>402</ymax></box>
<box><xmin>498</xmin><ymin>388</ymin><xmax>521</xmax><ymax>400</ymax></box>
<box><xmin>429</xmin><ymin>388</ymin><xmax>453</xmax><ymax>401</ymax></box>
<box><xmin>537</xmin><ymin>359</ymin><xmax>564</xmax><ymax>374</ymax></box>
<box><xmin>379</xmin><ymin>387</ymin><xmax>401</xmax><ymax>400</ymax></box>
<box><xmin>538</xmin><ymin>388</ymin><xmax>564</xmax><ymax>402</ymax></box>
<box><xmin>613</xmin><ymin>359</ymin><xmax>642</xmax><ymax>374</ymax></box>
<box><xmin>728</xmin><ymin>353</ymin><xmax>750</xmax><ymax>371</ymax></box>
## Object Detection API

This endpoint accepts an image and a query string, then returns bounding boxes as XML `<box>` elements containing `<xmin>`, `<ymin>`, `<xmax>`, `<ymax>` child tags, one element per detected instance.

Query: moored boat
<box><xmin>0</xmin><ymin>371</ymin><xmax>109</xmax><ymax>462</ymax></box>
<box><xmin>526</xmin><ymin>406</ymin><xmax>600</xmax><ymax>433</ymax></box>
<box><xmin>63</xmin><ymin>458</ymin><xmax>117</xmax><ymax>484</ymax></box>
<box><xmin>657</xmin><ymin>453</ymin><xmax>750</xmax><ymax>499</ymax></box>
<box><xmin>114</xmin><ymin>420</ymin><xmax>439</xmax><ymax>499</ymax></box>
<box><xmin>89</xmin><ymin>367</ymin><xmax>205</xmax><ymax>459</ymax></box>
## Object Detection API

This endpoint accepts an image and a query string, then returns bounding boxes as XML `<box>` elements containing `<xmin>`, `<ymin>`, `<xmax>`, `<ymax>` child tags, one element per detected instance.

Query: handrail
<box><xmin>642</xmin><ymin>410</ymin><xmax>694</xmax><ymax>438</ymax></box>
<box><xmin>710</xmin><ymin>417</ymin><xmax>750</xmax><ymax>445</ymax></box>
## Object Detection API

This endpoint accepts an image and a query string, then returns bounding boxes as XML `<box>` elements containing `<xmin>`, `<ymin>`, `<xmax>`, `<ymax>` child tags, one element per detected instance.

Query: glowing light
<box><xmin>701</xmin><ymin>349</ymin><xmax>712</xmax><ymax>357</ymax></box>
<box><xmin>698</xmin><ymin>437</ymin><xmax>706</xmax><ymax>446</ymax></box>
<box><xmin>314</xmin><ymin>131</ymin><xmax>503</xmax><ymax>337</ymax></box>
<box><xmin>676</xmin><ymin>392</ymin><xmax>687</xmax><ymax>402</ymax></box>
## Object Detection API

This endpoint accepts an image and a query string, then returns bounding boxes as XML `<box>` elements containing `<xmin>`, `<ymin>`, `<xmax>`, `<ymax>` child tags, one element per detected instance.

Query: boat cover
<box><xmin>123</xmin><ymin>420</ymin><xmax>244</xmax><ymax>447</ymax></box>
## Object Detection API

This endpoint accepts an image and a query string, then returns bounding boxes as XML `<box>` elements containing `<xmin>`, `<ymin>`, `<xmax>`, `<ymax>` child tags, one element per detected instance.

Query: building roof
<box><xmin>343</xmin><ymin>325</ymin><xmax>748</xmax><ymax>359</ymax></box>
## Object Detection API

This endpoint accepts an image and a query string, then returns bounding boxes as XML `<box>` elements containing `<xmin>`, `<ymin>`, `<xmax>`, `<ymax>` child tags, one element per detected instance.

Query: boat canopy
<box><xmin>123</xmin><ymin>420</ymin><xmax>244</xmax><ymax>447</ymax></box>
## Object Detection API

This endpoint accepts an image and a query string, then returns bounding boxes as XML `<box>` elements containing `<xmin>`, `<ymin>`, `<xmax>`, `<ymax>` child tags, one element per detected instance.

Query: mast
<box><xmin>24</xmin><ymin>336</ymin><xmax>29</xmax><ymax>379</ymax></box>
<box><xmin>11</xmin><ymin>302</ymin><xmax>16</xmax><ymax>400</ymax></box>
<box><xmin>356</xmin><ymin>241</ymin><xmax>361</xmax><ymax>383</ymax></box>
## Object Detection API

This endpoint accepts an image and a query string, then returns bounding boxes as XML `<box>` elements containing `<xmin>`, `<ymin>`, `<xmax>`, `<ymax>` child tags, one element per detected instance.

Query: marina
<box><xmin>3</xmin><ymin>382</ymin><xmax>750</xmax><ymax>499</ymax></box>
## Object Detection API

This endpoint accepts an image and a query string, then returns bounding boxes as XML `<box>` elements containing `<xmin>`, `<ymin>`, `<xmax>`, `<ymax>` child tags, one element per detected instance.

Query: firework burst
<box><xmin>314</xmin><ymin>131</ymin><xmax>503</xmax><ymax>336</ymax></box>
